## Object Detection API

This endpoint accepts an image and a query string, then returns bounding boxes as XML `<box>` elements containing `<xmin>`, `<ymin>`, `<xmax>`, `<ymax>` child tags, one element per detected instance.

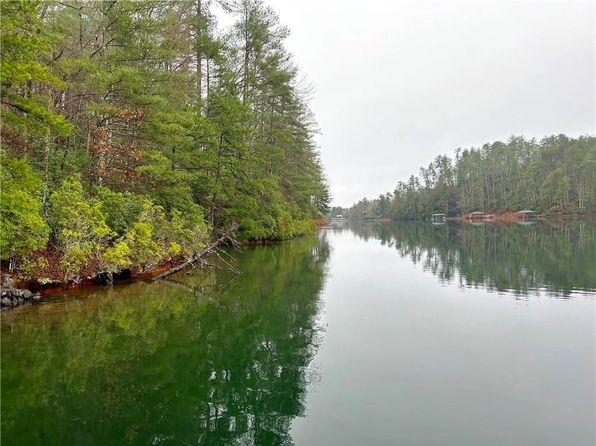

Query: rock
<box><xmin>0</xmin><ymin>286</ymin><xmax>38</xmax><ymax>308</ymax></box>
<box><xmin>2</xmin><ymin>275</ymin><xmax>14</xmax><ymax>288</ymax></box>
<box><xmin>95</xmin><ymin>272</ymin><xmax>114</xmax><ymax>285</ymax></box>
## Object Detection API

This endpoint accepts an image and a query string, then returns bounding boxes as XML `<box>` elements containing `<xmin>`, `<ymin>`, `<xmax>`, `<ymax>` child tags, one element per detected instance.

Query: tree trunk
<box><xmin>42</xmin><ymin>128</ymin><xmax>51</xmax><ymax>209</ymax></box>
<box><xmin>196</xmin><ymin>0</ymin><xmax>202</xmax><ymax>103</ymax></box>
<box><xmin>154</xmin><ymin>222</ymin><xmax>238</xmax><ymax>280</ymax></box>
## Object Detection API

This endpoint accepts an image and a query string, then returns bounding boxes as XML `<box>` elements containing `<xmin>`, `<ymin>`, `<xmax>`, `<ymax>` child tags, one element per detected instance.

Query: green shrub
<box><xmin>123</xmin><ymin>201</ymin><xmax>210</xmax><ymax>269</ymax></box>
<box><xmin>49</xmin><ymin>177</ymin><xmax>110</xmax><ymax>280</ymax></box>
<box><xmin>117</xmin><ymin>197</ymin><xmax>163</xmax><ymax>272</ymax></box>
<box><xmin>0</xmin><ymin>152</ymin><xmax>49</xmax><ymax>263</ymax></box>
<box><xmin>96</xmin><ymin>187</ymin><xmax>144</xmax><ymax>236</ymax></box>
<box><xmin>100</xmin><ymin>241</ymin><xmax>132</xmax><ymax>274</ymax></box>
<box><xmin>161</xmin><ymin>204</ymin><xmax>209</xmax><ymax>256</ymax></box>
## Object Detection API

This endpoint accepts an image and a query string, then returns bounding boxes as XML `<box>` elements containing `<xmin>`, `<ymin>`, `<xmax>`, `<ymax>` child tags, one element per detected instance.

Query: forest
<box><xmin>0</xmin><ymin>0</ymin><xmax>330</xmax><ymax>282</ymax></box>
<box><xmin>339</xmin><ymin>134</ymin><xmax>596</xmax><ymax>220</ymax></box>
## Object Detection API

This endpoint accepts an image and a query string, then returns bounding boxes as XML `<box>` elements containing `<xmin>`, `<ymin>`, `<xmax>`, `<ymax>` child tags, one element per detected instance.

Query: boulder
<box><xmin>0</xmin><ymin>286</ymin><xmax>38</xmax><ymax>308</ymax></box>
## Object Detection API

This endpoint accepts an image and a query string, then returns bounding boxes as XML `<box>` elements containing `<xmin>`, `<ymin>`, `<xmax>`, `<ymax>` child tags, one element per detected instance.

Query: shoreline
<box><xmin>3</xmin><ymin>214</ymin><xmax>592</xmax><ymax>308</ymax></box>
<box><xmin>1</xmin><ymin>258</ymin><xmax>186</xmax><ymax>309</ymax></box>
<box><xmin>339</xmin><ymin>210</ymin><xmax>596</xmax><ymax>224</ymax></box>
<box><xmin>1</xmin><ymin>222</ymin><xmax>328</xmax><ymax>308</ymax></box>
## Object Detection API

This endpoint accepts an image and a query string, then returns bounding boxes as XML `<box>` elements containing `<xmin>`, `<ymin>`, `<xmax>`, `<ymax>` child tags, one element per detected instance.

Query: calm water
<box><xmin>2</xmin><ymin>221</ymin><xmax>595</xmax><ymax>445</ymax></box>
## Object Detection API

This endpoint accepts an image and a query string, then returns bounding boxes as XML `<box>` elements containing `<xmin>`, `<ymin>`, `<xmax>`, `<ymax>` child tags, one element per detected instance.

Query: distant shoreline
<box><xmin>328</xmin><ymin>210</ymin><xmax>596</xmax><ymax>224</ymax></box>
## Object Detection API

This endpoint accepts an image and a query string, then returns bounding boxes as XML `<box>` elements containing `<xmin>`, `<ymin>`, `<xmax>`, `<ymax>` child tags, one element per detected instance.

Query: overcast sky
<box><xmin>248</xmin><ymin>1</ymin><xmax>596</xmax><ymax>207</ymax></box>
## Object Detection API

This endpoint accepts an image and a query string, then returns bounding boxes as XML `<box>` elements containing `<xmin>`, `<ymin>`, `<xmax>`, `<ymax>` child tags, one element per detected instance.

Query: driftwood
<box><xmin>153</xmin><ymin>222</ymin><xmax>240</xmax><ymax>280</ymax></box>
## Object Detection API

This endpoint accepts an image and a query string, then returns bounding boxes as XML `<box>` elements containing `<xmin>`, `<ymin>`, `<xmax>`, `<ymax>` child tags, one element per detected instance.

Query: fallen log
<box><xmin>153</xmin><ymin>221</ymin><xmax>239</xmax><ymax>280</ymax></box>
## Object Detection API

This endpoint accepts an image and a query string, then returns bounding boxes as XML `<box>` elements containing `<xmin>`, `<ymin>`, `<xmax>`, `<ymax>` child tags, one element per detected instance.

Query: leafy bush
<box><xmin>48</xmin><ymin>181</ymin><xmax>210</xmax><ymax>277</ymax></box>
<box><xmin>124</xmin><ymin>221</ymin><xmax>161</xmax><ymax>271</ymax></box>
<box><xmin>96</xmin><ymin>187</ymin><xmax>144</xmax><ymax>236</ymax></box>
<box><xmin>49</xmin><ymin>177</ymin><xmax>110</xmax><ymax>280</ymax></box>
<box><xmin>123</xmin><ymin>201</ymin><xmax>209</xmax><ymax>270</ymax></box>
<box><xmin>100</xmin><ymin>241</ymin><xmax>132</xmax><ymax>274</ymax></box>
<box><xmin>161</xmin><ymin>204</ymin><xmax>209</xmax><ymax>256</ymax></box>
<box><xmin>0</xmin><ymin>152</ymin><xmax>49</xmax><ymax>263</ymax></box>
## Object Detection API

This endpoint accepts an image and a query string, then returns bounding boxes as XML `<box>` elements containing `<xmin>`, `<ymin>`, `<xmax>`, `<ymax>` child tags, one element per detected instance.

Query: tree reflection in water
<box><xmin>346</xmin><ymin>220</ymin><xmax>596</xmax><ymax>297</ymax></box>
<box><xmin>1</xmin><ymin>233</ymin><xmax>331</xmax><ymax>446</ymax></box>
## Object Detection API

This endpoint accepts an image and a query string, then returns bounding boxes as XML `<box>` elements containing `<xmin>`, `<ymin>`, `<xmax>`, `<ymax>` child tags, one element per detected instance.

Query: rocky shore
<box><xmin>1</xmin><ymin>284</ymin><xmax>41</xmax><ymax>308</ymax></box>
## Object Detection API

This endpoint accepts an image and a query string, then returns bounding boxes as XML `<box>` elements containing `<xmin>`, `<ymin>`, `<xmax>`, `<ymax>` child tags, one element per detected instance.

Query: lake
<box><xmin>2</xmin><ymin>221</ymin><xmax>595</xmax><ymax>445</ymax></box>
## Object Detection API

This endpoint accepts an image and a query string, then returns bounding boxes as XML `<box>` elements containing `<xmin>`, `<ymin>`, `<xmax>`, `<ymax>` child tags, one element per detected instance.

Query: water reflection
<box><xmin>1</xmin><ymin>234</ymin><xmax>330</xmax><ymax>446</ymax></box>
<box><xmin>345</xmin><ymin>220</ymin><xmax>596</xmax><ymax>297</ymax></box>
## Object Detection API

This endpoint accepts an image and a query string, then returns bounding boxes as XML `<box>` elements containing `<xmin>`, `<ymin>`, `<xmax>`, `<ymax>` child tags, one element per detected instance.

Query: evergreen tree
<box><xmin>0</xmin><ymin>0</ymin><xmax>330</xmax><ymax>278</ymax></box>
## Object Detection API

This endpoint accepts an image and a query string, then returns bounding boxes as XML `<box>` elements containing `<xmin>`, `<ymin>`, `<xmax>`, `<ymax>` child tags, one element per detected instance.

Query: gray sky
<box><xmin>245</xmin><ymin>1</ymin><xmax>596</xmax><ymax>207</ymax></box>
<box><xmin>220</xmin><ymin>0</ymin><xmax>596</xmax><ymax>207</ymax></box>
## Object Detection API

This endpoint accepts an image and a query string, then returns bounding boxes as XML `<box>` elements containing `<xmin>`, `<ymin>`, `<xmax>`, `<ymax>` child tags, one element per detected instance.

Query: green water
<box><xmin>2</xmin><ymin>222</ymin><xmax>595</xmax><ymax>445</ymax></box>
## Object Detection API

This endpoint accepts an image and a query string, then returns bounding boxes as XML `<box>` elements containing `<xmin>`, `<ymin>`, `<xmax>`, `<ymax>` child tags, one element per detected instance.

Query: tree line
<box><xmin>341</xmin><ymin>135</ymin><xmax>595</xmax><ymax>220</ymax></box>
<box><xmin>0</xmin><ymin>0</ymin><xmax>330</xmax><ymax>280</ymax></box>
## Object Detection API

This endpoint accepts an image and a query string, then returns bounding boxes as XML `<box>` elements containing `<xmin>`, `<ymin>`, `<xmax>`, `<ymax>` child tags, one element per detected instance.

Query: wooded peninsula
<box><xmin>335</xmin><ymin>134</ymin><xmax>595</xmax><ymax>221</ymax></box>
<box><xmin>1</xmin><ymin>0</ymin><xmax>330</xmax><ymax>286</ymax></box>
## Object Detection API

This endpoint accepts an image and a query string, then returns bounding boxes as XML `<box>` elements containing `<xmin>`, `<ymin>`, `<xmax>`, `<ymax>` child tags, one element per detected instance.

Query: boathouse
<box><xmin>466</xmin><ymin>211</ymin><xmax>489</xmax><ymax>221</ymax></box>
<box><xmin>516</xmin><ymin>210</ymin><xmax>538</xmax><ymax>220</ymax></box>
